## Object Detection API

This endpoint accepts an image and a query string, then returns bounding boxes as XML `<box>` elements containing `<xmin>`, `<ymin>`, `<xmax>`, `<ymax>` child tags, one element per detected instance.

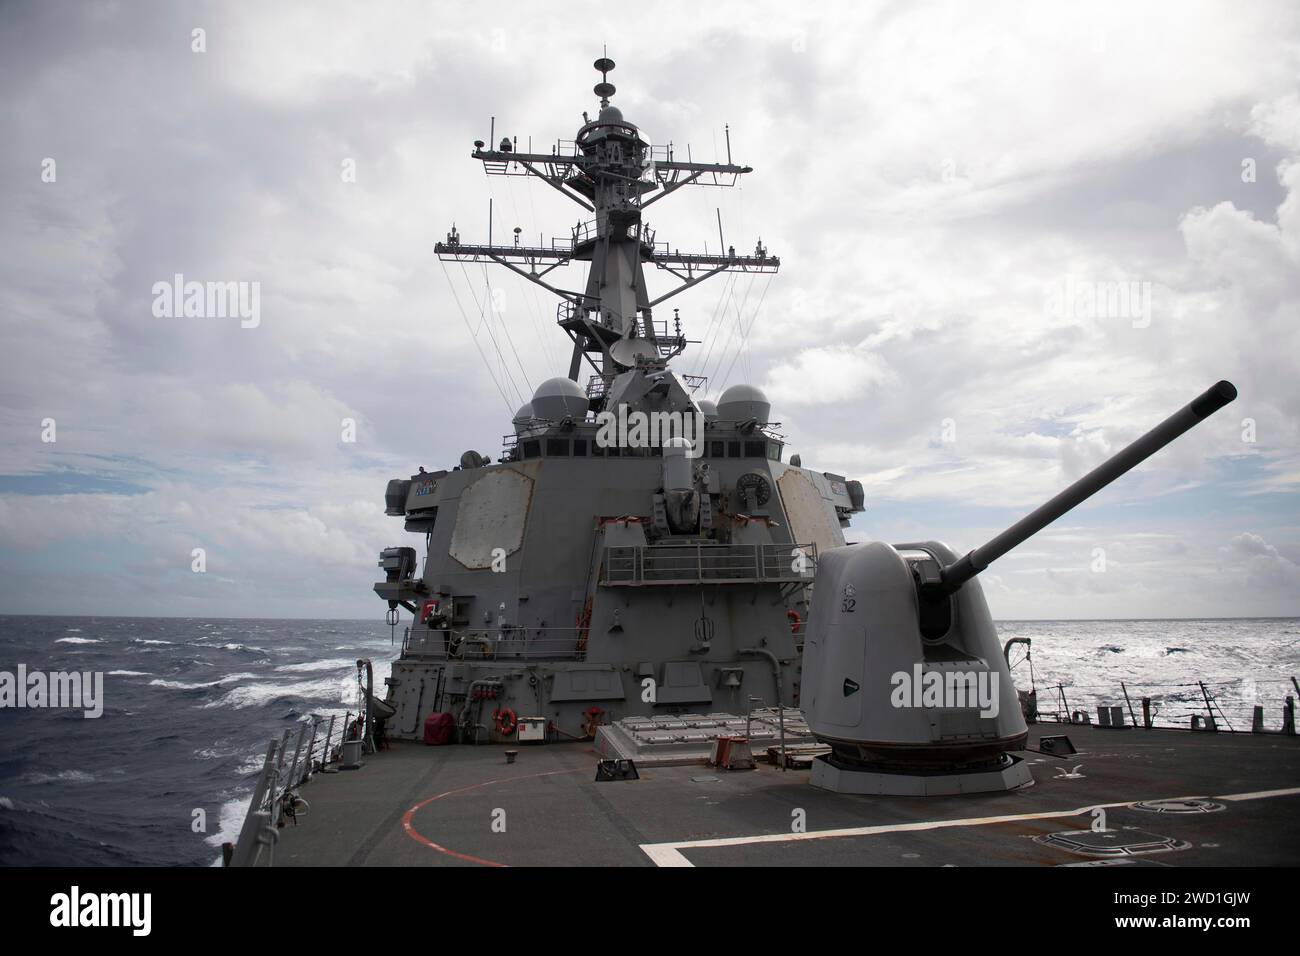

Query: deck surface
<box><xmin>273</xmin><ymin>725</ymin><xmax>1300</xmax><ymax>866</ymax></box>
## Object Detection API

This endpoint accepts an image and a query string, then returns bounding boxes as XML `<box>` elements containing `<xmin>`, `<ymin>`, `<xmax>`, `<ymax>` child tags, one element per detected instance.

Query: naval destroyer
<box><xmin>225</xmin><ymin>58</ymin><xmax>1300</xmax><ymax>869</ymax></box>
<box><xmin>370</xmin><ymin>54</ymin><xmax>845</xmax><ymax>750</ymax></box>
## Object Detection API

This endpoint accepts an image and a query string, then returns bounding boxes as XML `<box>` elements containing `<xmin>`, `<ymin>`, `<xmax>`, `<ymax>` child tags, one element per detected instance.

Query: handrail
<box><xmin>1024</xmin><ymin>675</ymin><xmax>1297</xmax><ymax>734</ymax></box>
<box><xmin>403</xmin><ymin>625</ymin><xmax>588</xmax><ymax>661</ymax></box>
<box><xmin>227</xmin><ymin>715</ymin><xmax>341</xmax><ymax>867</ymax></box>
<box><xmin>602</xmin><ymin>542</ymin><xmax>816</xmax><ymax>586</ymax></box>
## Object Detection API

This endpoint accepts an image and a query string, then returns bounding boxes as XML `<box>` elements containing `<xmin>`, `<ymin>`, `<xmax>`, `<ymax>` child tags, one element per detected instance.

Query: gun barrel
<box><xmin>940</xmin><ymin>380</ymin><xmax>1237</xmax><ymax>592</ymax></box>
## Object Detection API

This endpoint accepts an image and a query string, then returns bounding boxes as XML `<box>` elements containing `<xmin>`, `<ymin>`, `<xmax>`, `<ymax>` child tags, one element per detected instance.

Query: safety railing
<box><xmin>403</xmin><ymin>626</ymin><xmax>587</xmax><ymax>661</ymax></box>
<box><xmin>602</xmin><ymin>542</ymin><xmax>816</xmax><ymax>586</ymax></box>
<box><xmin>556</xmin><ymin>299</ymin><xmax>598</xmax><ymax>329</ymax></box>
<box><xmin>225</xmin><ymin>714</ymin><xmax>345</xmax><ymax>867</ymax></box>
<box><xmin>1015</xmin><ymin>674</ymin><xmax>1299</xmax><ymax>734</ymax></box>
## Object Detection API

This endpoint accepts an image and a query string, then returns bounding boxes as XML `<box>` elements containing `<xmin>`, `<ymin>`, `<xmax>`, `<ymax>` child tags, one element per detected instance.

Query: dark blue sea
<box><xmin>0</xmin><ymin>616</ymin><xmax>395</xmax><ymax>866</ymax></box>
<box><xmin>0</xmin><ymin>615</ymin><xmax>1296</xmax><ymax>866</ymax></box>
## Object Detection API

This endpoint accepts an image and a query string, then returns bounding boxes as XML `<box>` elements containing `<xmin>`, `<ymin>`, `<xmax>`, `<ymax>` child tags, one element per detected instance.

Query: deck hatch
<box><xmin>1035</xmin><ymin>828</ymin><xmax>1191</xmax><ymax>858</ymax></box>
<box><xmin>1131</xmin><ymin>798</ymin><xmax>1225</xmax><ymax>814</ymax></box>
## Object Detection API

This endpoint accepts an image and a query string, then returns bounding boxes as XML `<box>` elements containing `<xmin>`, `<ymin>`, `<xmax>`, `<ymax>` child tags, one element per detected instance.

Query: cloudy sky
<box><xmin>1</xmin><ymin>0</ymin><xmax>1297</xmax><ymax>620</ymax></box>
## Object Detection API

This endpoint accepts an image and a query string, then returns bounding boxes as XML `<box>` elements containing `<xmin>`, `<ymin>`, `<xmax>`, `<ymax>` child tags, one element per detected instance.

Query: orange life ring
<box><xmin>787</xmin><ymin>609</ymin><xmax>801</xmax><ymax>633</ymax></box>
<box><xmin>493</xmin><ymin>707</ymin><xmax>517</xmax><ymax>737</ymax></box>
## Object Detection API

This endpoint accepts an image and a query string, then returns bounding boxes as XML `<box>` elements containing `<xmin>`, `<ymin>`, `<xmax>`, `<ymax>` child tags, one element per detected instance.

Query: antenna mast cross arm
<box><xmin>436</xmin><ymin>54</ymin><xmax>782</xmax><ymax>382</ymax></box>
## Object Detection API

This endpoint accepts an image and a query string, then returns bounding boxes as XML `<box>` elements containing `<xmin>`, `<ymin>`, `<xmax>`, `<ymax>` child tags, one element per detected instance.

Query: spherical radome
<box><xmin>716</xmin><ymin>384</ymin><xmax>771</xmax><ymax>423</ymax></box>
<box><xmin>531</xmin><ymin>377</ymin><xmax>589</xmax><ymax>421</ymax></box>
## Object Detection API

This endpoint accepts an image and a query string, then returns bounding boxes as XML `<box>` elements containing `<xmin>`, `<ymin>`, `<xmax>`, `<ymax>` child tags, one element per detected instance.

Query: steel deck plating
<box><xmin>272</xmin><ymin>725</ymin><xmax>1300</xmax><ymax>867</ymax></box>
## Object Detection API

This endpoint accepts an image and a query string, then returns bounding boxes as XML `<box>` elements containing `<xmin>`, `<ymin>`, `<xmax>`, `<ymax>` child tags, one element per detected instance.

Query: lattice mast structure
<box><xmin>434</xmin><ymin>56</ymin><xmax>779</xmax><ymax>391</ymax></box>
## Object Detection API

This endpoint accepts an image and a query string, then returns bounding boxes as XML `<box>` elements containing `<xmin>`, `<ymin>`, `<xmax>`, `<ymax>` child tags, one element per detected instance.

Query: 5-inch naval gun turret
<box><xmin>802</xmin><ymin>381</ymin><xmax>1238</xmax><ymax>795</ymax></box>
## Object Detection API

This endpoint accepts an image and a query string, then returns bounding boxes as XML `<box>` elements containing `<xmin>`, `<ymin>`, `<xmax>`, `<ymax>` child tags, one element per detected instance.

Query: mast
<box><xmin>434</xmin><ymin>56</ymin><xmax>780</xmax><ymax>387</ymax></box>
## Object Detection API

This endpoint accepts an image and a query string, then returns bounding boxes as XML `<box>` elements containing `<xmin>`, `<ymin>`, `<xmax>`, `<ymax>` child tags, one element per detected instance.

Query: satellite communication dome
<box><xmin>697</xmin><ymin>399</ymin><xmax>719</xmax><ymax>422</ymax></box>
<box><xmin>598</xmin><ymin>105</ymin><xmax>625</xmax><ymax>125</ymax></box>
<box><xmin>716</xmin><ymin>384</ymin><xmax>771</xmax><ymax>423</ymax></box>
<box><xmin>512</xmin><ymin>402</ymin><xmax>534</xmax><ymax>433</ymax></box>
<box><xmin>531</xmin><ymin>377</ymin><xmax>590</xmax><ymax>421</ymax></box>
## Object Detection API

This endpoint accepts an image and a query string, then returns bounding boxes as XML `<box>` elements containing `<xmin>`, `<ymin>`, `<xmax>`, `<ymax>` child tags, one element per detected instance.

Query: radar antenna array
<box><xmin>433</xmin><ymin>55</ymin><xmax>780</xmax><ymax>383</ymax></box>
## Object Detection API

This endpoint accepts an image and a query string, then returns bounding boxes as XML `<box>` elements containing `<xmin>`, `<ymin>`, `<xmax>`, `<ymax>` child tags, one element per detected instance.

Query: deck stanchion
<box><xmin>1121</xmin><ymin>681</ymin><xmax>1137</xmax><ymax>729</ymax></box>
<box><xmin>321</xmin><ymin>715</ymin><xmax>337</xmax><ymax>768</ymax></box>
<box><xmin>302</xmin><ymin>719</ymin><xmax>320</xmax><ymax>784</ymax></box>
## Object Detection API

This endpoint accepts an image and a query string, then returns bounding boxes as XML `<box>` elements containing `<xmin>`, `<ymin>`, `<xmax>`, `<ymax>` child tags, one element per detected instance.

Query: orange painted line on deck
<box><xmin>401</xmin><ymin>767</ymin><xmax>586</xmax><ymax>866</ymax></box>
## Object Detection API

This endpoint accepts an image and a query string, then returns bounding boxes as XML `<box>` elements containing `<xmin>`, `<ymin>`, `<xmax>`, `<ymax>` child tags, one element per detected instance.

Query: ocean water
<box><xmin>0</xmin><ymin>616</ymin><xmax>394</xmax><ymax>866</ymax></box>
<box><xmin>0</xmin><ymin>614</ymin><xmax>1296</xmax><ymax>866</ymax></box>
<box><xmin>996</xmin><ymin>618</ymin><xmax>1300</xmax><ymax>729</ymax></box>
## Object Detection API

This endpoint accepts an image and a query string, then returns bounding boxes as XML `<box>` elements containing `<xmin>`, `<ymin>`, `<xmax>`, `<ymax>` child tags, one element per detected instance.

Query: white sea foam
<box><xmin>205</xmin><ymin>675</ymin><xmax>351</xmax><ymax>710</ymax></box>
<box><xmin>148</xmin><ymin>672</ymin><xmax>259</xmax><ymax>691</ymax></box>
<box><xmin>22</xmin><ymin>770</ymin><xmax>96</xmax><ymax>785</ymax></box>
<box><xmin>236</xmin><ymin>754</ymin><xmax>268</xmax><ymax>775</ymax></box>
<box><xmin>200</xmin><ymin>660</ymin><xmax>395</xmax><ymax>712</ymax></box>
<box><xmin>107</xmin><ymin>670</ymin><xmax>151</xmax><ymax>677</ymax></box>
<box><xmin>206</xmin><ymin>791</ymin><xmax>255</xmax><ymax>865</ymax></box>
<box><xmin>274</xmin><ymin>658</ymin><xmax>355</xmax><ymax>674</ymax></box>
<box><xmin>148</xmin><ymin>677</ymin><xmax>224</xmax><ymax>691</ymax></box>
<box><xmin>54</xmin><ymin>637</ymin><xmax>102</xmax><ymax>645</ymax></box>
<box><xmin>215</xmin><ymin>643</ymin><xmax>266</xmax><ymax>653</ymax></box>
<box><xmin>193</xmin><ymin>746</ymin><xmax>243</xmax><ymax>760</ymax></box>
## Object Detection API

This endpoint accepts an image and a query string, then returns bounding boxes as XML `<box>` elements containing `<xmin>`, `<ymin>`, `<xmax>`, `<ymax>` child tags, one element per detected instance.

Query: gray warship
<box><xmin>366</xmin><ymin>54</ymin><xmax>858</xmax><ymax>749</ymax></box>
<box><xmin>226</xmin><ymin>59</ymin><xmax>1300</xmax><ymax>869</ymax></box>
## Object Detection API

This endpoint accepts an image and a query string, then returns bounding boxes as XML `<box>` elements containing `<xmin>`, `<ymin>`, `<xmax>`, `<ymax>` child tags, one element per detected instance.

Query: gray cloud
<box><xmin>1</xmin><ymin>0</ymin><xmax>1298</xmax><ymax>619</ymax></box>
